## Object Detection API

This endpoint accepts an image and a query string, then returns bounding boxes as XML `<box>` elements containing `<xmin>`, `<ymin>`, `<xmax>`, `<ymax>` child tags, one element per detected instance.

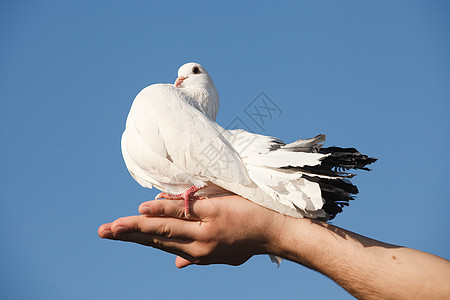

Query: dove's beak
<box><xmin>174</xmin><ymin>76</ymin><xmax>187</xmax><ymax>87</ymax></box>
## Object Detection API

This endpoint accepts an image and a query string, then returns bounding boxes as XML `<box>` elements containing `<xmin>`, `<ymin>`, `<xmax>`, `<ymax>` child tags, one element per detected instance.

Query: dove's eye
<box><xmin>192</xmin><ymin>66</ymin><xmax>201</xmax><ymax>74</ymax></box>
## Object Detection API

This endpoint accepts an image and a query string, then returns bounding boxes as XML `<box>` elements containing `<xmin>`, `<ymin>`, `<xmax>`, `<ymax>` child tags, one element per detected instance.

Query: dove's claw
<box><xmin>154</xmin><ymin>186</ymin><xmax>203</xmax><ymax>218</ymax></box>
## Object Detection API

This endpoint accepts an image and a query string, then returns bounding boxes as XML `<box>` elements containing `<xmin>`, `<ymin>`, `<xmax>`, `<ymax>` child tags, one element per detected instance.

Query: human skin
<box><xmin>98</xmin><ymin>196</ymin><xmax>450</xmax><ymax>299</ymax></box>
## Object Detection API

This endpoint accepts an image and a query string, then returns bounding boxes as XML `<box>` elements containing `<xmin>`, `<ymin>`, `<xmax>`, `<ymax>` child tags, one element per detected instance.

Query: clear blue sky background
<box><xmin>1</xmin><ymin>1</ymin><xmax>449</xmax><ymax>299</ymax></box>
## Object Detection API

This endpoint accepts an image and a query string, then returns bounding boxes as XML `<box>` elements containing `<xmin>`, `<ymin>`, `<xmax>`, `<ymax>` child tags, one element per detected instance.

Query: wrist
<box><xmin>264</xmin><ymin>215</ymin><xmax>322</xmax><ymax>269</ymax></box>
<box><xmin>262</xmin><ymin>211</ymin><xmax>291</xmax><ymax>257</ymax></box>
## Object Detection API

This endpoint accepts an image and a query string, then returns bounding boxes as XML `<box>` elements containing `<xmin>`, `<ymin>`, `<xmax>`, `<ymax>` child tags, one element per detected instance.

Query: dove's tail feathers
<box><xmin>282</xmin><ymin>147</ymin><xmax>376</xmax><ymax>219</ymax></box>
<box><xmin>279</xmin><ymin>134</ymin><xmax>326</xmax><ymax>152</ymax></box>
<box><xmin>301</xmin><ymin>175</ymin><xmax>358</xmax><ymax>220</ymax></box>
<box><xmin>228</xmin><ymin>131</ymin><xmax>376</xmax><ymax>220</ymax></box>
<box><xmin>319</xmin><ymin>147</ymin><xmax>378</xmax><ymax>171</ymax></box>
<box><xmin>283</xmin><ymin>147</ymin><xmax>377</xmax><ymax>179</ymax></box>
<box><xmin>250</xmin><ymin>146</ymin><xmax>376</xmax><ymax>219</ymax></box>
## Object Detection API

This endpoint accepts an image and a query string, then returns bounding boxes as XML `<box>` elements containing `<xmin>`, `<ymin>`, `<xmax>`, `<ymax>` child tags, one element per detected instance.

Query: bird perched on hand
<box><xmin>121</xmin><ymin>62</ymin><xmax>376</xmax><ymax>222</ymax></box>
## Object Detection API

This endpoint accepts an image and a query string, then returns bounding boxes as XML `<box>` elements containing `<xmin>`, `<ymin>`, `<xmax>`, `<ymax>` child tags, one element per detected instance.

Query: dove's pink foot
<box><xmin>155</xmin><ymin>186</ymin><xmax>205</xmax><ymax>218</ymax></box>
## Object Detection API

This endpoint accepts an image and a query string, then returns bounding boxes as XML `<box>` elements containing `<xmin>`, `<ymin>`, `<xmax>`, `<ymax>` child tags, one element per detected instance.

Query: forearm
<box><xmin>267</xmin><ymin>216</ymin><xmax>450</xmax><ymax>299</ymax></box>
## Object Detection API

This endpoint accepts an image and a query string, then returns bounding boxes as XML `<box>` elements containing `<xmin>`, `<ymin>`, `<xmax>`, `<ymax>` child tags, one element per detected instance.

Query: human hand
<box><xmin>99</xmin><ymin>195</ymin><xmax>450</xmax><ymax>299</ymax></box>
<box><xmin>98</xmin><ymin>195</ymin><xmax>284</xmax><ymax>268</ymax></box>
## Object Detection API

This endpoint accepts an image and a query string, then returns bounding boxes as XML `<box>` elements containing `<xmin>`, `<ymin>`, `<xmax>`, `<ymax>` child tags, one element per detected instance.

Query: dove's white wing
<box><xmin>122</xmin><ymin>115</ymin><xmax>197</xmax><ymax>192</ymax></box>
<box><xmin>123</xmin><ymin>84</ymin><xmax>253</xmax><ymax>191</ymax></box>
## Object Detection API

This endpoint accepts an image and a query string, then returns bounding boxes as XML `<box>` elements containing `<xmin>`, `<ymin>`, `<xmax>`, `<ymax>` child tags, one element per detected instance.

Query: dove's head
<box><xmin>174</xmin><ymin>62</ymin><xmax>220</xmax><ymax>120</ymax></box>
<box><xmin>174</xmin><ymin>62</ymin><xmax>213</xmax><ymax>88</ymax></box>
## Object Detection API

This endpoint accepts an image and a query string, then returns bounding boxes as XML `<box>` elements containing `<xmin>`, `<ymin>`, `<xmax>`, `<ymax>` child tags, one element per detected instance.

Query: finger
<box><xmin>114</xmin><ymin>232</ymin><xmax>190</xmax><ymax>253</ymax></box>
<box><xmin>139</xmin><ymin>199</ymin><xmax>188</xmax><ymax>219</ymax></box>
<box><xmin>139</xmin><ymin>198</ymin><xmax>213</xmax><ymax>220</ymax></box>
<box><xmin>98</xmin><ymin>223</ymin><xmax>114</xmax><ymax>239</ymax></box>
<box><xmin>113</xmin><ymin>231</ymin><xmax>197</xmax><ymax>262</ymax></box>
<box><xmin>110</xmin><ymin>215</ymin><xmax>203</xmax><ymax>240</ymax></box>
<box><xmin>175</xmin><ymin>256</ymin><xmax>193</xmax><ymax>268</ymax></box>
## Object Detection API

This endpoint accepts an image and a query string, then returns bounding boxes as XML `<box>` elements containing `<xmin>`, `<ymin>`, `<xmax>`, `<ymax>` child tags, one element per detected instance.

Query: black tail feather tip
<box><xmin>313</xmin><ymin>147</ymin><xmax>376</xmax><ymax>220</ymax></box>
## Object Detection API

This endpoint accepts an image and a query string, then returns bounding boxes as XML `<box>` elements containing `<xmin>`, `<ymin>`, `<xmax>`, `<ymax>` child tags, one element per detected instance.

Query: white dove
<box><xmin>121</xmin><ymin>62</ymin><xmax>376</xmax><ymax>221</ymax></box>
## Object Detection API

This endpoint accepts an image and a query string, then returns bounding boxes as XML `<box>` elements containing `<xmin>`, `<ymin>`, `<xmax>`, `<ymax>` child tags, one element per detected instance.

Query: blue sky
<box><xmin>1</xmin><ymin>1</ymin><xmax>449</xmax><ymax>299</ymax></box>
